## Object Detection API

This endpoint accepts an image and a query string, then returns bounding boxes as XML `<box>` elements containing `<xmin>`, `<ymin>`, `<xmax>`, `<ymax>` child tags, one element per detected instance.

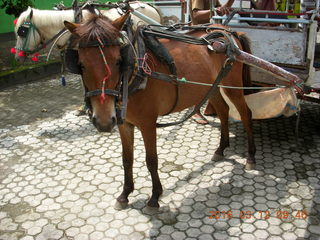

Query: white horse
<box><xmin>13</xmin><ymin>1</ymin><xmax>162</xmax><ymax>61</ymax></box>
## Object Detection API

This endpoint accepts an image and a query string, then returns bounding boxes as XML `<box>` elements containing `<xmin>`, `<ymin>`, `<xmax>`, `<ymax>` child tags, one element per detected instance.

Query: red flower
<box><xmin>31</xmin><ymin>56</ymin><xmax>39</xmax><ymax>62</ymax></box>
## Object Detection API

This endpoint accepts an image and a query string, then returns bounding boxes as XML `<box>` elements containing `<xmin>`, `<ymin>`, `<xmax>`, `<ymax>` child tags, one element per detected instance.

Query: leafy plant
<box><xmin>0</xmin><ymin>0</ymin><xmax>34</xmax><ymax>17</ymax></box>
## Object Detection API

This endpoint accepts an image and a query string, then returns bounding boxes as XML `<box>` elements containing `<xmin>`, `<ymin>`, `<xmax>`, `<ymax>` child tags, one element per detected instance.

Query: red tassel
<box><xmin>10</xmin><ymin>48</ymin><xmax>16</xmax><ymax>54</ymax></box>
<box><xmin>13</xmin><ymin>18</ymin><xmax>18</xmax><ymax>25</ymax></box>
<box><xmin>31</xmin><ymin>56</ymin><xmax>39</xmax><ymax>62</ymax></box>
<box><xmin>100</xmin><ymin>77</ymin><xmax>107</xmax><ymax>104</ymax></box>
<box><xmin>33</xmin><ymin>52</ymin><xmax>39</xmax><ymax>57</ymax></box>
<box><xmin>100</xmin><ymin>93</ymin><xmax>105</xmax><ymax>104</ymax></box>
<box><xmin>18</xmin><ymin>51</ymin><xmax>25</xmax><ymax>57</ymax></box>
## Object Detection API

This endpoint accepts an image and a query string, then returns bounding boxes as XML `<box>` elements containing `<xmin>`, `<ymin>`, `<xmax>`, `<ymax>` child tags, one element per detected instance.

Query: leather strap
<box><xmin>156</xmin><ymin>58</ymin><xmax>235</xmax><ymax>128</ymax></box>
<box><xmin>85</xmin><ymin>89</ymin><xmax>119</xmax><ymax>98</ymax></box>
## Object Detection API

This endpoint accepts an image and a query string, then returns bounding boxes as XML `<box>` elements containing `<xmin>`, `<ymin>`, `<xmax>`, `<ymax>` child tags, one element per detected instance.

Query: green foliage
<box><xmin>0</xmin><ymin>0</ymin><xmax>34</xmax><ymax>17</ymax></box>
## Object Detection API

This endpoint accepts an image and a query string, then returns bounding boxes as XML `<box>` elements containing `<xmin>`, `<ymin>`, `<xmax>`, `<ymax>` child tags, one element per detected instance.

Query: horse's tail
<box><xmin>238</xmin><ymin>32</ymin><xmax>254</xmax><ymax>95</ymax></box>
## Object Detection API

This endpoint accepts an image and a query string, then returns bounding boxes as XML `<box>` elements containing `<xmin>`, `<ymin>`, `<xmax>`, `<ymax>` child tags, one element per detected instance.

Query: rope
<box><xmin>139</xmin><ymin>53</ymin><xmax>155</xmax><ymax>75</ymax></box>
<box><xmin>98</xmin><ymin>44</ymin><xmax>112</xmax><ymax>104</ymax></box>
<box><xmin>176</xmin><ymin>77</ymin><xmax>287</xmax><ymax>89</ymax></box>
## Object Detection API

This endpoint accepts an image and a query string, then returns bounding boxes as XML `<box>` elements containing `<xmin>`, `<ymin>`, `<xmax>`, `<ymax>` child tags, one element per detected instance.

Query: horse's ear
<box><xmin>64</xmin><ymin>21</ymin><xmax>79</xmax><ymax>35</ymax></box>
<box><xmin>112</xmin><ymin>11</ymin><xmax>131</xmax><ymax>30</ymax></box>
<box><xmin>27</xmin><ymin>6</ymin><xmax>33</xmax><ymax>20</ymax></box>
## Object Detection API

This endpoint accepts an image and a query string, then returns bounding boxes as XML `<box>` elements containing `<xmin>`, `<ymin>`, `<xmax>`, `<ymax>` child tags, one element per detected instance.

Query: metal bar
<box><xmin>130</xmin><ymin>10</ymin><xmax>161</xmax><ymax>25</ymax></box>
<box><xmin>237</xmin><ymin>11</ymin><xmax>308</xmax><ymax>16</ymax></box>
<box><xmin>149</xmin><ymin>1</ymin><xmax>182</xmax><ymax>5</ymax></box>
<box><xmin>211</xmin><ymin>16</ymin><xmax>311</xmax><ymax>24</ymax></box>
<box><xmin>185</xmin><ymin>0</ymin><xmax>190</xmax><ymax>23</ymax></box>
<box><xmin>307</xmin><ymin>20</ymin><xmax>317</xmax><ymax>85</ymax></box>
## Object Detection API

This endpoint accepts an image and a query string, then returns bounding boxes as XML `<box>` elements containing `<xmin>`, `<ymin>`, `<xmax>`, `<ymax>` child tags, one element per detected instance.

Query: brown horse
<box><xmin>64</xmin><ymin>13</ymin><xmax>256</xmax><ymax>208</ymax></box>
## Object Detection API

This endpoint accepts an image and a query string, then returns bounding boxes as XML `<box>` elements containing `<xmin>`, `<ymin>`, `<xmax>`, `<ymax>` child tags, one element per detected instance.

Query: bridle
<box><xmin>14</xmin><ymin>9</ymin><xmax>69</xmax><ymax>58</ymax></box>
<box><xmin>79</xmin><ymin>34</ymin><xmax>129</xmax><ymax>124</ymax></box>
<box><xmin>15</xmin><ymin>10</ymin><xmax>45</xmax><ymax>55</ymax></box>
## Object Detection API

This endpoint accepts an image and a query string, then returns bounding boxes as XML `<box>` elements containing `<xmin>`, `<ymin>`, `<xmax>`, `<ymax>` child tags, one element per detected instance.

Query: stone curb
<box><xmin>0</xmin><ymin>61</ymin><xmax>61</xmax><ymax>90</ymax></box>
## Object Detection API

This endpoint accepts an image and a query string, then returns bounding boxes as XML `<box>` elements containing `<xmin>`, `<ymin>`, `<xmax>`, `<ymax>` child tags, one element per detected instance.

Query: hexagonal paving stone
<box><xmin>0</xmin><ymin>75</ymin><xmax>320</xmax><ymax>240</ymax></box>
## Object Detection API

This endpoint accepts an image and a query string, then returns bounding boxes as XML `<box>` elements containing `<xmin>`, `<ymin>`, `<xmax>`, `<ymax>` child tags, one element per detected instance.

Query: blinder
<box><xmin>65</xmin><ymin>48</ymin><xmax>82</xmax><ymax>74</ymax></box>
<box><xmin>17</xmin><ymin>23</ymin><xmax>31</xmax><ymax>38</ymax></box>
<box><xmin>15</xmin><ymin>10</ymin><xmax>42</xmax><ymax>54</ymax></box>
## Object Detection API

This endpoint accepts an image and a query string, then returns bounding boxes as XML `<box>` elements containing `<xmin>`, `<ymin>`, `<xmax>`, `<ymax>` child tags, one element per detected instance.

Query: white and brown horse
<box><xmin>13</xmin><ymin>2</ymin><xmax>162</xmax><ymax>61</ymax></box>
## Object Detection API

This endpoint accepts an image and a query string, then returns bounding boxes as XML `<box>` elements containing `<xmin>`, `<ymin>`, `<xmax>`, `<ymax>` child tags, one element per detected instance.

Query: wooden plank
<box><xmin>231</xmin><ymin>27</ymin><xmax>307</xmax><ymax>65</ymax></box>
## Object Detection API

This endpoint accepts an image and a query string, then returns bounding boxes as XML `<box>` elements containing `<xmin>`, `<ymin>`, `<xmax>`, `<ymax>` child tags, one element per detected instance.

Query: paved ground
<box><xmin>0</xmin><ymin>74</ymin><xmax>319</xmax><ymax>240</ymax></box>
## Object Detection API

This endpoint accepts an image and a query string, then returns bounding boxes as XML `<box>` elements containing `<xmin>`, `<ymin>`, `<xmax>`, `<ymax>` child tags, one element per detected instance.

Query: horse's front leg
<box><xmin>140</xmin><ymin>123</ymin><xmax>163</xmax><ymax>208</ymax></box>
<box><xmin>116</xmin><ymin>122</ymin><xmax>135</xmax><ymax>209</ymax></box>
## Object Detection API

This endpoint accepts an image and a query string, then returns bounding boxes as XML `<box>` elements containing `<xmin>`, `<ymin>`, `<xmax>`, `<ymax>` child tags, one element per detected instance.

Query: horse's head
<box><xmin>14</xmin><ymin>7</ymin><xmax>42</xmax><ymax>62</ymax></box>
<box><xmin>64</xmin><ymin>13</ymin><xmax>130</xmax><ymax>132</ymax></box>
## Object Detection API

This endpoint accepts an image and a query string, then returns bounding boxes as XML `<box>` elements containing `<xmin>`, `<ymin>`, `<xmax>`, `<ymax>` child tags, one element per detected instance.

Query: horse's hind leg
<box><xmin>223</xmin><ymin>88</ymin><xmax>256</xmax><ymax>170</ymax></box>
<box><xmin>116</xmin><ymin>122</ymin><xmax>135</xmax><ymax>209</ymax></box>
<box><xmin>140</xmin><ymin>123</ymin><xmax>163</xmax><ymax>208</ymax></box>
<box><xmin>209</xmin><ymin>92</ymin><xmax>230</xmax><ymax>161</ymax></box>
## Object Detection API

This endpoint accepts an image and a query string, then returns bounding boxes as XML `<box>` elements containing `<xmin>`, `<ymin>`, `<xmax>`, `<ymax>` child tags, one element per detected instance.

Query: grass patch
<box><xmin>0</xmin><ymin>60</ymin><xmax>61</xmax><ymax>77</ymax></box>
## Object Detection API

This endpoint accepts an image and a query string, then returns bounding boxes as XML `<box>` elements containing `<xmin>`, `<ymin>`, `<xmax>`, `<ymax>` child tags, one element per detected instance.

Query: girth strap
<box><xmin>85</xmin><ymin>89</ymin><xmax>120</xmax><ymax>98</ymax></box>
<box><xmin>156</xmin><ymin>58</ymin><xmax>235</xmax><ymax>128</ymax></box>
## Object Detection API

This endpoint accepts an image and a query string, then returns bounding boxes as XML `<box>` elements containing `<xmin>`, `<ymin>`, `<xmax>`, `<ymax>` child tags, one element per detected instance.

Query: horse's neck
<box><xmin>32</xmin><ymin>9</ymin><xmax>75</xmax><ymax>46</ymax></box>
<box><xmin>34</xmin><ymin>9</ymin><xmax>112</xmax><ymax>47</ymax></box>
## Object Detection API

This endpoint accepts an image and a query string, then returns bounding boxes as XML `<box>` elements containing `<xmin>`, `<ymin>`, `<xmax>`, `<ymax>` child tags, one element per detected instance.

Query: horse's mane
<box><xmin>15</xmin><ymin>7</ymin><xmax>74</xmax><ymax>31</ymax></box>
<box><xmin>76</xmin><ymin>14</ymin><xmax>120</xmax><ymax>43</ymax></box>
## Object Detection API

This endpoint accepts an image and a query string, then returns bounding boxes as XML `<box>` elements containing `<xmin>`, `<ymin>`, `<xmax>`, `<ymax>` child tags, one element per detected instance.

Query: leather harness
<box><xmin>76</xmin><ymin>16</ymin><xmax>241</xmax><ymax>127</ymax></box>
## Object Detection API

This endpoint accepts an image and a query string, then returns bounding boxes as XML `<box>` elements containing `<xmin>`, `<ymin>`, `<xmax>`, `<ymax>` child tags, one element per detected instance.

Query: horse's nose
<box><xmin>91</xmin><ymin>115</ymin><xmax>116</xmax><ymax>132</ymax></box>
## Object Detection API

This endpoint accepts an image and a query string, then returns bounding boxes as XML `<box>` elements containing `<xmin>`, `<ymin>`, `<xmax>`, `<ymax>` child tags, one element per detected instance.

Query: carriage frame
<box><xmin>212</xmin><ymin>1</ymin><xmax>320</xmax><ymax>103</ymax></box>
<box><xmin>154</xmin><ymin>0</ymin><xmax>320</xmax><ymax>103</ymax></box>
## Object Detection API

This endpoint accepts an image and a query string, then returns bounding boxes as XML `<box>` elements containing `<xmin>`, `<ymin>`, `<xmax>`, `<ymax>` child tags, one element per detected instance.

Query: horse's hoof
<box><xmin>212</xmin><ymin>153</ymin><xmax>224</xmax><ymax>161</ymax></box>
<box><xmin>147</xmin><ymin>200</ymin><xmax>160</xmax><ymax>209</ymax></box>
<box><xmin>114</xmin><ymin>200</ymin><xmax>128</xmax><ymax>210</ymax></box>
<box><xmin>245</xmin><ymin>163</ymin><xmax>256</xmax><ymax>170</ymax></box>
<box><xmin>143</xmin><ymin>205</ymin><xmax>160</xmax><ymax>215</ymax></box>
